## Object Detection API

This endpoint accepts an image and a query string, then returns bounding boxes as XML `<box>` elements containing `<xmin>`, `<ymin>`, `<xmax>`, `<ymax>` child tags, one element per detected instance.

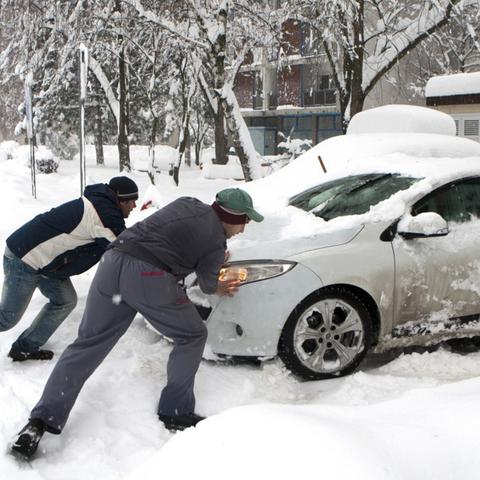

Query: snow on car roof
<box><xmin>347</xmin><ymin>104</ymin><xmax>456</xmax><ymax>136</ymax></box>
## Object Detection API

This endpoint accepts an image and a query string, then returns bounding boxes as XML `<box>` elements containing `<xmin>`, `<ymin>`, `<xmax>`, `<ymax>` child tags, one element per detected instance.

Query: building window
<box><xmin>464</xmin><ymin>119</ymin><xmax>479</xmax><ymax>137</ymax></box>
<box><xmin>316</xmin><ymin>113</ymin><xmax>342</xmax><ymax>142</ymax></box>
<box><xmin>300</xmin><ymin>24</ymin><xmax>322</xmax><ymax>57</ymax></box>
<box><xmin>302</xmin><ymin>66</ymin><xmax>336</xmax><ymax>106</ymax></box>
<box><xmin>280</xmin><ymin>116</ymin><xmax>312</xmax><ymax>142</ymax></box>
<box><xmin>250</xmin><ymin>117</ymin><xmax>265</xmax><ymax>127</ymax></box>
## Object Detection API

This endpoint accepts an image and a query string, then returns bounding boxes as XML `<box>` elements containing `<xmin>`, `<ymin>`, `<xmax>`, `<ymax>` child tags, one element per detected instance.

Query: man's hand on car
<box><xmin>215</xmin><ymin>278</ymin><xmax>240</xmax><ymax>297</ymax></box>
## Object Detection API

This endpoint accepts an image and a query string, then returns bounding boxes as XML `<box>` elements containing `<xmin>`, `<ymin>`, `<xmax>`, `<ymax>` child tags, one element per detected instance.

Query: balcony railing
<box><xmin>268</xmin><ymin>93</ymin><xmax>278</xmax><ymax>108</ymax></box>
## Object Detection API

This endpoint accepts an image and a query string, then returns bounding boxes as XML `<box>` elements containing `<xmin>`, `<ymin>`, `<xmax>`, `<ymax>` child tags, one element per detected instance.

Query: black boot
<box><xmin>10</xmin><ymin>419</ymin><xmax>45</xmax><ymax>460</ymax></box>
<box><xmin>158</xmin><ymin>412</ymin><xmax>205</xmax><ymax>431</ymax></box>
<box><xmin>8</xmin><ymin>348</ymin><xmax>54</xmax><ymax>361</ymax></box>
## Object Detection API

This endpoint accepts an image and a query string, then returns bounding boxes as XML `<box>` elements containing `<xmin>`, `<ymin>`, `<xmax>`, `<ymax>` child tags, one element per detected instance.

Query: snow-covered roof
<box><xmin>425</xmin><ymin>72</ymin><xmax>480</xmax><ymax>98</ymax></box>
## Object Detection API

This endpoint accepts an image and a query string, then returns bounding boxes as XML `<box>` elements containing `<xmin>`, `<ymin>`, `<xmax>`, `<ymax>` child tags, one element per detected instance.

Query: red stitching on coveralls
<box><xmin>141</xmin><ymin>271</ymin><xmax>166</xmax><ymax>277</ymax></box>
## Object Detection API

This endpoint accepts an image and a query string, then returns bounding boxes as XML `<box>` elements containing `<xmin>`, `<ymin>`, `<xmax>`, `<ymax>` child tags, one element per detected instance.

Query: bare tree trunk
<box><xmin>195</xmin><ymin>140</ymin><xmax>201</xmax><ymax>166</ymax></box>
<box><xmin>115</xmin><ymin>0</ymin><xmax>130</xmax><ymax>172</ymax></box>
<box><xmin>192</xmin><ymin>112</ymin><xmax>203</xmax><ymax>167</ymax></box>
<box><xmin>118</xmin><ymin>44</ymin><xmax>130</xmax><ymax>171</ymax></box>
<box><xmin>220</xmin><ymin>99</ymin><xmax>251</xmax><ymax>181</ymax></box>
<box><xmin>195</xmin><ymin>128</ymin><xmax>206</xmax><ymax>167</ymax></box>
<box><xmin>184</xmin><ymin>126</ymin><xmax>191</xmax><ymax>167</ymax></box>
<box><xmin>147</xmin><ymin>116</ymin><xmax>158</xmax><ymax>184</ymax></box>
<box><xmin>212</xmin><ymin>6</ymin><xmax>228</xmax><ymax>165</ymax></box>
<box><xmin>349</xmin><ymin>0</ymin><xmax>365</xmax><ymax>122</ymax></box>
<box><xmin>172</xmin><ymin>113</ymin><xmax>190</xmax><ymax>186</ymax></box>
<box><xmin>218</xmin><ymin>84</ymin><xmax>263</xmax><ymax>182</ymax></box>
<box><xmin>214</xmin><ymin>103</ymin><xmax>227</xmax><ymax>164</ymax></box>
<box><xmin>94</xmin><ymin>100</ymin><xmax>104</xmax><ymax>165</ymax></box>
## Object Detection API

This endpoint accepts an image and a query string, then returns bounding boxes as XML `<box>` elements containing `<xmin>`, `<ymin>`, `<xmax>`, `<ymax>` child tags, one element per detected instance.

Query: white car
<box><xmin>198</xmin><ymin>106</ymin><xmax>480</xmax><ymax>380</ymax></box>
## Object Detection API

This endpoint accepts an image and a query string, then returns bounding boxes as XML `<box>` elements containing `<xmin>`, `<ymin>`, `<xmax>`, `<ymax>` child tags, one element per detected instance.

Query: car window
<box><xmin>290</xmin><ymin>174</ymin><xmax>376</xmax><ymax>211</ymax></box>
<box><xmin>290</xmin><ymin>174</ymin><xmax>419</xmax><ymax>221</ymax></box>
<box><xmin>412</xmin><ymin>177</ymin><xmax>480</xmax><ymax>223</ymax></box>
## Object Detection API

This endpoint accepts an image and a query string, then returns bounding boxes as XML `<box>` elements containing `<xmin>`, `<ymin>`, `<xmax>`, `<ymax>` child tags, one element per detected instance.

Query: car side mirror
<box><xmin>397</xmin><ymin>212</ymin><xmax>449</xmax><ymax>239</ymax></box>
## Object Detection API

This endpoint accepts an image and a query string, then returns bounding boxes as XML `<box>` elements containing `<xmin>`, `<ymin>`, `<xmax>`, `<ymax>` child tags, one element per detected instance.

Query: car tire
<box><xmin>278</xmin><ymin>287</ymin><xmax>373</xmax><ymax>380</ymax></box>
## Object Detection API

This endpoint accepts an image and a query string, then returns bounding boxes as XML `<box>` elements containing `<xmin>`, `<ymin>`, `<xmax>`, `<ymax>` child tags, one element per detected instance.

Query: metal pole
<box><xmin>79</xmin><ymin>44</ymin><xmax>88</xmax><ymax>195</ymax></box>
<box><xmin>24</xmin><ymin>77</ymin><xmax>36</xmax><ymax>198</ymax></box>
<box><xmin>29</xmin><ymin>142</ymin><xmax>36</xmax><ymax>198</ymax></box>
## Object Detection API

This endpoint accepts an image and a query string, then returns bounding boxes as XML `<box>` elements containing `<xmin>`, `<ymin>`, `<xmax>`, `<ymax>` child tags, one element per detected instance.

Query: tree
<box><xmin>0</xmin><ymin>0</ymin><xmax>138</xmax><ymax>169</ymax></box>
<box><xmin>189</xmin><ymin>95</ymin><xmax>214</xmax><ymax>167</ymax></box>
<box><xmin>0</xmin><ymin>2</ymin><xmax>23</xmax><ymax>141</ymax></box>
<box><xmin>295</xmin><ymin>0</ymin><xmax>466</xmax><ymax>128</ymax></box>
<box><xmin>126</xmin><ymin>0</ymin><xmax>284</xmax><ymax>180</ymax></box>
<box><xmin>405</xmin><ymin>1</ymin><xmax>480</xmax><ymax>96</ymax></box>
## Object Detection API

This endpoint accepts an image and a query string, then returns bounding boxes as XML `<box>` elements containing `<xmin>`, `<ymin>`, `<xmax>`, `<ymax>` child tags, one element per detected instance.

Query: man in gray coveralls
<box><xmin>10</xmin><ymin>188</ymin><xmax>263</xmax><ymax>459</ymax></box>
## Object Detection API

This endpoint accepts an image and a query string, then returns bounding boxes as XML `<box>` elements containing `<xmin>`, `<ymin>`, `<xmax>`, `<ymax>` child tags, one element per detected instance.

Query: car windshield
<box><xmin>289</xmin><ymin>173</ymin><xmax>419</xmax><ymax>221</ymax></box>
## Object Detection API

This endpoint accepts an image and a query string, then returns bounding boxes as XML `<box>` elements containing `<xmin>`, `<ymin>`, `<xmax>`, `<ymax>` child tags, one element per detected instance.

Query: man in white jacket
<box><xmin>0</xmin><ymin>176</ymin><xmax>138</xmax><ymax>361</ymax></box>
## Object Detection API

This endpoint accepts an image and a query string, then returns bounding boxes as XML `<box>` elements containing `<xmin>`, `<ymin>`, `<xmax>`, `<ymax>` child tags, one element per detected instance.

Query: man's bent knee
<box><xmin>65</xmin><ymin>293</ymin><xmax>78</xmax><ymax>312</ymax></box>
<box><xmin>191</xmin><ymin>324</ymin><xmax>208</xmax><ymax>344</ymax></box>
<box><xmin>57</xmin><ymin>290</ymin><xmax>77</xmax><ymax>314</ymax></box>
<box><xmin>0</xmin><ymin>310</ymin><xmax>22</xmax><ymax>332</ymax></box>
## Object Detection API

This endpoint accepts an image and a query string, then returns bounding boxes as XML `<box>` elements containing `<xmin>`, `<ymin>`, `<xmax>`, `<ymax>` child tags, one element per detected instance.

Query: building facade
<box><xmin>426</xmin><ymin>72</ymin><xmax>480</xmax><ymax>143</ymax></box>
<box><xmin>234</xmin><ymin>19</ymin><xmax>343</xmax><ymax>155</ymax></box>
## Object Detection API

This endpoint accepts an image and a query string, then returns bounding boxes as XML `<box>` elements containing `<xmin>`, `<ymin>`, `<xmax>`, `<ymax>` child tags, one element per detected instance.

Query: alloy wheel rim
<box><xmin>293</xmin><ymin>298</ymin><xmax>365</xmax><ymax>373</ymax></box>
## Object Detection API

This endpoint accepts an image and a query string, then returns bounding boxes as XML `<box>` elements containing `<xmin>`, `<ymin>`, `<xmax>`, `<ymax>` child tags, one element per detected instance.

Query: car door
<box><xmin>392</xmin><ymin>177</ymin><xmax>480</xmax><ymax>330</ymax></box>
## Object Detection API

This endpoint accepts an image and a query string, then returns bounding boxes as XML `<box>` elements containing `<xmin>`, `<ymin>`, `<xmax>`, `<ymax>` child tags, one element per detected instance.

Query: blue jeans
<box><xmin>0</xmin><ymin>246</ymin><xmax>77</xmax><ymax>353</ymax></box>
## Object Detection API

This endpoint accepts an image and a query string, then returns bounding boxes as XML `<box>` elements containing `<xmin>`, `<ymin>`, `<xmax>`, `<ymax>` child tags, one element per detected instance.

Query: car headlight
<box><xmin>219</xmin><ymin>261</ymin><xmax>296</xmax><ymax>286</ymax></box>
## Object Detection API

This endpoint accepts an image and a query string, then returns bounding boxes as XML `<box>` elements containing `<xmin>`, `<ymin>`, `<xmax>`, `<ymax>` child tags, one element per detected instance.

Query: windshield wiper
<box><xmin>344</xmin><ymin>174</ymin><xmax>391</xmax><ymax>195</ymax></box>
<box><xmin>314</xmin><ymin>174</ymin><xmax>391</xmax><ymax>220</ymax></box>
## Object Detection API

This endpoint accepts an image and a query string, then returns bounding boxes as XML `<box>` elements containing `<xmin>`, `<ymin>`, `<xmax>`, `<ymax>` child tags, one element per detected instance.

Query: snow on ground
<box><xmin>1</xmin><ymin>140</ymin><xmax>480</xmax><ymax>479</ymax></box>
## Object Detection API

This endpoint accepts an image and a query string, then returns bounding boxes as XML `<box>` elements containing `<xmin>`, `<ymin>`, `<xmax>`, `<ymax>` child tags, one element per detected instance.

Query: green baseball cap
<box><xmin>216</xmin><ymin>188</ymin><xmax>264</xmax><ymax>222</ymax></box>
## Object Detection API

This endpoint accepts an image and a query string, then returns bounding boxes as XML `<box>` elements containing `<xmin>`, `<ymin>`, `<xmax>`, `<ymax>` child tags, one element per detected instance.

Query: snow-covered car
<box><xmin>197</xmin><ymin>105</ymin><xmax>480</xmax><ymax>380</ymax></box>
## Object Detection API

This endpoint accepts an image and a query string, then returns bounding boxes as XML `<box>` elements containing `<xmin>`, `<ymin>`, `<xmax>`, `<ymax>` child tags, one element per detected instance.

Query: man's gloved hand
<box><xmin>215</xmin><ymin>278</ymin><xmax>240</xmax><ymax>297</ymax></box>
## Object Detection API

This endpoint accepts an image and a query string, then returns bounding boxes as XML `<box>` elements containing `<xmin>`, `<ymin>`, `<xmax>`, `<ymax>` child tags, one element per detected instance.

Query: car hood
<box><xmin>228</xmin><ymin>223</ymin><xmax>364</xmax><ymax>262</ymax></box>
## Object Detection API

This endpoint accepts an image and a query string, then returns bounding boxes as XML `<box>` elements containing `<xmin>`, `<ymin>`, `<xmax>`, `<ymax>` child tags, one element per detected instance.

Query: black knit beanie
<box><xmin>108</xmin><ymin>176</ymin><xmax>139</xmax><ymax>201</ymax></box>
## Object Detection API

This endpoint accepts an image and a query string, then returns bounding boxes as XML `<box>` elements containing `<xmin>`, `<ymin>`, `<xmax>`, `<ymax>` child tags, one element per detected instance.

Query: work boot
<box><xmin>158</xmin><ymin>412</ymin><xmax>205</xmax><ymax>431</ymax></box>
<box><xmin>8</xmin><ymin>348</ymin><xmax>54</xmax><ymax>362</ymax></box>
<box><xmin>10</xmin><ymin>419</ymin><xmax>45</xmax><ymax>460</ymax></box>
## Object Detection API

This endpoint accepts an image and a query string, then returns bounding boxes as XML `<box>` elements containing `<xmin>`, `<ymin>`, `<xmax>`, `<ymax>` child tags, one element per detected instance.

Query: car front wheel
<box><xmin>278</xmin><ymin>287</ymin><xmax>373</xmax><ymax>380</ymax></box>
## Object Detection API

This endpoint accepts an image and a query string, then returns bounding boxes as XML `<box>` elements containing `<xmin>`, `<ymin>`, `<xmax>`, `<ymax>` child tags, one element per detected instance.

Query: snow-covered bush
<box><xmin>0</xmin><ymin>141</ymin><xmax>20</xmax><ymax>162</ymax></box>
<box><xmin>35</xmin><ymin>147</ymin><xmax>59</xmax><ymax>174</ymax></box>
<box><xmin>277</xmin><ymin>132</ymin><xmax>312</xmax><ymax>159</ymax></box>
<box><xmin>11</xmin><ymin>144</ymin><xmax>59</xmax><ymax>173</ymax></box>
<box><xmin>36</xmin><ymin>157</ymin><xmax>59</xmax><ymax>174</ymax></box>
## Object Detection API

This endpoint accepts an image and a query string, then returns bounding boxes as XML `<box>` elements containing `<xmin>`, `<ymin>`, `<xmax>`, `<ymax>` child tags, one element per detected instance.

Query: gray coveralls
<box><xmin>30</xmin><ymin>197</ymin><xmax>226</xmax><ymax>434</ymax></box>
